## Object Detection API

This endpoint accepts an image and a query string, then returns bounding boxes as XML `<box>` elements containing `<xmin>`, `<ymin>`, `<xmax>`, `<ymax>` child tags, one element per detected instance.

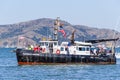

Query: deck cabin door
<box><xmin>49</xmin><ymin>43</ymin><xmax>53</xmax><ymax>53</ymax></box>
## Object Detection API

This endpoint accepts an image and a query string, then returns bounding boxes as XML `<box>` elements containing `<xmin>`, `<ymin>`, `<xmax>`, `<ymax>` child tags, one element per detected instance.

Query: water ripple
<box><xmin>0</xmin><ymin>48</ymin><xmax>120</xmax><ymax>80</ymax></box>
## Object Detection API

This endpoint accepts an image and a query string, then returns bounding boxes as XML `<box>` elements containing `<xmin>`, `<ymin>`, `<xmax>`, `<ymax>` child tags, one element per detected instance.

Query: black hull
<box><xmin>16</xmin><ymin>49</ymin><xmax>116</xmax><ymax>65</ymax></box>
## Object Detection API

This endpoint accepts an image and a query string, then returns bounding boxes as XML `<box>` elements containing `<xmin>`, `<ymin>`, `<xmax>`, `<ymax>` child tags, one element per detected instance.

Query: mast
<box><xmin>71</xmin><ymin>30</ymin><xmax>76</xmax><ymax>45</ymax></box>
<box><xmin>54</xmin><ymin>17</ymin><xmax>60</xmax><ymax>41</ymax></box>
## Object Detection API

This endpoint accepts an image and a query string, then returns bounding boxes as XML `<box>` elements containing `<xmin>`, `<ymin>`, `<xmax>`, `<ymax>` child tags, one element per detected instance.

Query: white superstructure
<box><xmin>39</xmin><ymin>40</ymin><xmax>92</xmax><ymax>55</ymax></box>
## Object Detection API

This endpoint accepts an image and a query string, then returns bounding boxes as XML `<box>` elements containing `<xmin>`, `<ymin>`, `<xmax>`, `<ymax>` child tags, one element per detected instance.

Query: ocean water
<box><xmin>0</xmin><ymin>48</ymin><xmax>120</xmax><ymax>80</ymax></box>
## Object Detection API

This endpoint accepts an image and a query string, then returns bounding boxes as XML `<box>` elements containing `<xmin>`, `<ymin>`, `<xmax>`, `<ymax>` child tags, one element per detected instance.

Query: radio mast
<box><xmin>54</xmin><ymin>17</ymin><xmax>60</xmax><ymax>41</ymax></box>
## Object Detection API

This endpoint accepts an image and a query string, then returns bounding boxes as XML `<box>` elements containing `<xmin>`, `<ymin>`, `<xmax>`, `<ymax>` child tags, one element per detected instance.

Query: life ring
<box><xmin>42</xmin><ymin>48</ymin><xmax>45</xmax><ymax>53</ymax></box>
<box><xmin>56</xmin><ymin>49</ymin><xmax>60</xmax><ymax>54</ymax></box>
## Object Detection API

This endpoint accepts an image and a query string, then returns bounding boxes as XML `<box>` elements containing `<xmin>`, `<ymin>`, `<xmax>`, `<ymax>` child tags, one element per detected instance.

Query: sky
<box><xmin>0</xmin><ymin>0</ymin><xmax>120</xmax><ymax>31</ymax></box>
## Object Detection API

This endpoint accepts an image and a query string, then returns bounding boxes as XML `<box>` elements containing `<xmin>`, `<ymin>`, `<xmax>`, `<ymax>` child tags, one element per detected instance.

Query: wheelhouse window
<box><xmin>86</xmin><ymin>47</ymin><xmax>90</xmax><ymax>51</ymax></box>
<box><xmin>60</xmin><ymin>47</ymin><xmax>64</xmax><ymax>51</ymax></box>
<box><xmin>45</xmin><ymin>42</ymin><xmax>49</xmax><ymax>46</ymax></box>
<box><xmin>54</xmin><ymin>42</ymin><xmax>57</xmax><ymax>46</ymax></box>
<box><xmin>79</xmin><ymin>47</ymin><xmax>82</xmax><ymax>51</ymax></box>
<box><xmin>82</xmin><ymin>47</ymin><xmax>85</xmax><ymax>51</ymax></box>
<box><xmin>77</xmin><ymin>47</ymin><xmax>86</xmax><ymax>51</ymax></box>
<box><xmin>40</xmin><ymin>42</ymin><xmax>44</xmax><ymax>46</ymax></box>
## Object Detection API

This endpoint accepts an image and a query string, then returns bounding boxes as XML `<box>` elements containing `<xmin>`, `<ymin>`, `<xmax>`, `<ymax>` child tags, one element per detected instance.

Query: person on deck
<box><xmin>28</xmin><ymin>45</ymin><xmax>33</xmax><ymax>50</ymax></box>
<box><xmin>34</xmin><ymin>44</ymin><xmax>38</xmax><ymax>52</ymax></box>
<box><xmin>37</xmin><ymin>45</ymin><xmax>41</xmax><ymax>52</ymax></box>
<box><xmin>34</xmin><ymin>44</ymin><xmax>41</xmax><ymax>52</ymax></box>
<box><xmin>65</xmin><ymin>46</ymin><xmax>69</xmax><ymax>55</ymax></box>
<box><xmin>93</xmin><ymin>49</ymin><xmax>97</xmax><ymax>55</ymax></box>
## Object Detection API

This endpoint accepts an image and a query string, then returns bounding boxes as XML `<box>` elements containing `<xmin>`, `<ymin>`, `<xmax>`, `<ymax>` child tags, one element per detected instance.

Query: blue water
<box><xmin>0</xmin><ymin>48</ymin><xmax>120</xmax><ymax>80</ymax></box>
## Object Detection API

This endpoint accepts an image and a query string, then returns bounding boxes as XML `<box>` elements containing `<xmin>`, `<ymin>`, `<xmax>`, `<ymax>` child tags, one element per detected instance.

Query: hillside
<box><xmin>0</xmin><ymin>18</ymin><xmax>119</xmax><ymax>47</ymax></box>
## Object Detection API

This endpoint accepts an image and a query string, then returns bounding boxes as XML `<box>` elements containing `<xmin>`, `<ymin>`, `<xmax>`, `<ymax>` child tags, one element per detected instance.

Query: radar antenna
<box><xmin>54</xmin><ymin>17</ymin><xmax>60</xmax><ymax>41</ymax></box>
